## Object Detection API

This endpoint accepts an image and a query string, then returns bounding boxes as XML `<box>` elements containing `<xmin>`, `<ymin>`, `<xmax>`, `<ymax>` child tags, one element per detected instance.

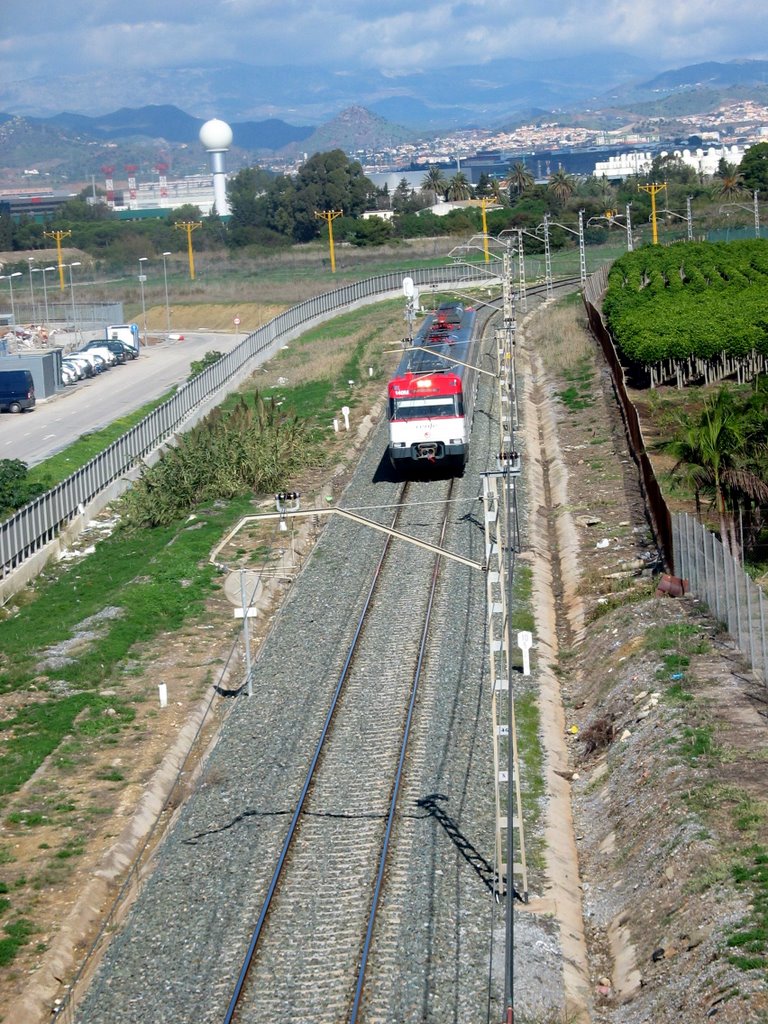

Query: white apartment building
<box><xmin>593</xmin><ymin>144</ymin><xmax>747</xmax><ymax>180</ymax></box>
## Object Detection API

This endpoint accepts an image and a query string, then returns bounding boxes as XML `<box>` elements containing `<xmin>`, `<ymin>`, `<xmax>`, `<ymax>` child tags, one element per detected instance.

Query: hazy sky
<box><xmin>2</xmin><ymin>0</ymin><xmax>766</xmax><ymax>80</ymax></box>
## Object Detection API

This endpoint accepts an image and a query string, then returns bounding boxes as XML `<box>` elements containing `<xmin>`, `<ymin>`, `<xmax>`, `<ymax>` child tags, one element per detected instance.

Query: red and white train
<box><xmin>387</xmin><ymin>301</ymin><xmax>479</xmax><ymax>470</ymax></box>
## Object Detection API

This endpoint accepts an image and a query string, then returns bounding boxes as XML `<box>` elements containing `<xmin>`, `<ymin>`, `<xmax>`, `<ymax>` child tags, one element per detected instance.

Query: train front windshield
<box><xmin>390</xmin><ymin>395</ymin><xmax>462</xmax><ymax>420</ymax></box>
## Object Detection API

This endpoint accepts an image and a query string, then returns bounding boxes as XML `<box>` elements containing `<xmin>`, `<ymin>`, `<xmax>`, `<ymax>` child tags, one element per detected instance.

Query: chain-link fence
<box><xmin>672</xmin><ymin>512</ymin><xmax>768</xmax><ymax>685</ymax></box>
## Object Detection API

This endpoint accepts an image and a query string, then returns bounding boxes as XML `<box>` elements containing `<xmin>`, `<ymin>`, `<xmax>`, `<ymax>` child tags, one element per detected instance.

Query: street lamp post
<box><xmin>27</xmin><ymin>257</ymin><xmax>36</xmax><ymax>323</ymax></box>
<box><xmin>32</xmin><ymin>266</ymin><xmax>56</xmax><ymax>330</ymax></box>
<box><xmin>65</xmin><ymin>262</ymin><xmax>81</xmax><ymax>344</ymax></box>
<box><xmin>161</xmin><ymin>251</ymin><xmax>172</xmax><ymax>337</ymax></box>
<box><xmin>138</xmin><ymin>257</ymin><xmax>149</xmax><ymax>346</ymax></box>
<box><xmin>0</xmin><ymin>271</ymin><xmax>22</xmax><ymax>328</ymax></box>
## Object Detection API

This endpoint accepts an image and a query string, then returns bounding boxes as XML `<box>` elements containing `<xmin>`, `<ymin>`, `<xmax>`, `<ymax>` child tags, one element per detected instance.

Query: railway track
<box><xmin>222</xmin><ymin>476</ymin><xmax>459</xmax><ymax>1022</ymax></box>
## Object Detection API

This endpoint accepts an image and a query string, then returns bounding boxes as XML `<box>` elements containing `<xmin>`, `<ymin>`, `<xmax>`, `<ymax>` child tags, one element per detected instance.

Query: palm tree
<box><xmin>508</xmin><ymin>161</ymin><xmax>534</xmax><ymax>198</ymax></box>
<box><xmin>488</xmin><ymin>178</ymin><xmax>507</xmax><ymax>206</ymax></box>
<box><xmin>421</xmin><ymin>166</ymin><xmax>448</xmax><ymax>202</ymax></box>
<box><xmin>713</xmin><ymin>167</ymin><xmax>747</xmax><ymax>200</ymax></box>
<box><xmin>446</xmin><ymin>171</ymin><xmax>472</xmax><ymax>201</ymax></box>
<box><xmin>547</xmin><ymin>168</ymin><xmax>576</xmax><ymax>206</ymax></box>
<box><xmin>664</xmin><ymin>388</ymin><xmax>768</xmax><ymax>559</ymax></box>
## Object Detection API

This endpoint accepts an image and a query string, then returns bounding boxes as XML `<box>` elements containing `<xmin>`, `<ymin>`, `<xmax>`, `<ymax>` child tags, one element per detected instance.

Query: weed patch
<box><xmin>677</xmin><ymin>725</ymin><xmax>720</xmax><ymax>764</ymax></box>
<box><xmin>587</xmin><ymin>579</ymin><xmax>656</xmax><ymax>621</ymax></box>
<box><xmin>645</xmin><ymin>622</ymin><xmax>709</xmax><ymax>656</ymax></box>
<box><xmin>555</xmin><ymin>358</ymin><xmax>595</xmax><ymax>411</ymax></box>
<box><xmin>510</xmin><ymin>565</ymin><xmax>535</xmax><ymax>636</ymax></box>
<box><xmin>727</xmin><ymin>846</ymin><xmax>768</xmax><ymax>975</ymax></box>
<box><xmin>0</xmin><ymin>918</ymin><xmax>35</xmax><ymax>967</ymax></box>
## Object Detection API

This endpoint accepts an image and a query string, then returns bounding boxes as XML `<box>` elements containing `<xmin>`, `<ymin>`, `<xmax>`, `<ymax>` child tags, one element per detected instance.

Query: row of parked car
<box><xmin>61</xmin><ymin>338</ymin><xmax>139</xmax><ymax>385</ymax></box>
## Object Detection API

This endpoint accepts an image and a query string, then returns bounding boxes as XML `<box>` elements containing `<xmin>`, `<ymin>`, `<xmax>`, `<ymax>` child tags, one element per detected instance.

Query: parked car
<box><xmin>63</xmin><ymin>355</ymin><xmax>94</xmax><ymax>379</ymax></box>
<box><xmin>0</xmin><ymin>368</ymin><xmax>35</xmax><ymax>412</ymax></box>
<box><xmin>72</xmin><ymin>350</ymin><xmax>110</xmax><ymax>373</ymax></box>
<box><xmin>82</xmin><ymin>339</ymin><xmax>128</xmax><ymax>364</ymax></box>
<box><xmin>103</xmin><ymin>338</ymin><xmax>138</xmax><ymax>361</ymax></box>
<box><xmin>63</xmin><ymin>359</ymin><xmax>85</xmax><ymax>380</ymax></box>
<box><xmin>60</xmin><ymin>363</ymin><xmax>79</xmax><ymax>386</ymax></box>
<box><xmin>77</xmin><ymin>343</ymin><xmax>120</xmax><ymax>366</ymax></box>
<box><xmin>90</xmin><ymin>353</ymin><xmax>110</xmax><ymax>373</ymax></box>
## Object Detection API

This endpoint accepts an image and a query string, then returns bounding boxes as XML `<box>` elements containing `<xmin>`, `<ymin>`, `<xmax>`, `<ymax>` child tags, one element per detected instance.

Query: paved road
<box><xmin>0</xmin><ymin>331</ymin><xmax>249</xmax><ymax>467</ymax></box>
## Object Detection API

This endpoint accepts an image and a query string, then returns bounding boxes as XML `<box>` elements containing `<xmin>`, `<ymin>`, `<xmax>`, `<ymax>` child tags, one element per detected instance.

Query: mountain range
<box><xmin>6</xmin><ymin>56</ymin><xmax>768</xmax><ymax>131</ymax></box>
<box><xmin>2</xmin><ymin>52</ymin><xmax>656</xmax><ymax>128</ymax></box>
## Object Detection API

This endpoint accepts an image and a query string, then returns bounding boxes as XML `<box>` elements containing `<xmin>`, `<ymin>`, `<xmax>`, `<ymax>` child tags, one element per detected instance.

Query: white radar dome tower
<box><xmin>199</xmin><ymin>118</ymin><xmax>233</xmax><ymax>216</ymax></box>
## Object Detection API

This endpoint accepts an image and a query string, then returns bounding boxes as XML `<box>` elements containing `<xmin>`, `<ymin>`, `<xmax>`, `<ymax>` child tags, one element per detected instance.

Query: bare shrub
<box><xmin>526</xmin><ymin>302</ymin><xmax>594</xmax><ymax>371</ymax></box>
<box><xmin>579</xmin><ymin>714</ymin><xmax>616</xmax><ymax>755</ymax></box>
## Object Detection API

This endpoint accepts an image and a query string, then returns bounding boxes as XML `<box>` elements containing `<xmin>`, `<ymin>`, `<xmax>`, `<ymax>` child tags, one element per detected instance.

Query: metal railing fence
<box><xmin>673</xmin><ymin>512</ymin><xmax>768</xmax><ymax>685</ymax></box>
<box><xmin>1</xmin><ymin>263</ymin><xmax>500</xmax><ymax>581</ymax></box>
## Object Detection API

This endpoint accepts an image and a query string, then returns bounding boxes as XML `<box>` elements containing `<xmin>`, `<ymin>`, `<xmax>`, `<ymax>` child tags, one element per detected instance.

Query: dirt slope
<box><xmin>519</xmin><ymin>299</ymin><xmax>768</xmax><ymax>1023</ymax></box>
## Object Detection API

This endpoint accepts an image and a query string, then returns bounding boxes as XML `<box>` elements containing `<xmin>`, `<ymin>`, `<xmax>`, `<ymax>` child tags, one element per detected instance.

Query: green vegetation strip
<box><xmin>555</xmin><ymin>357</ymin><xmax>595</xmax><ymax>411</ymax></box>
<box><xmin>728</xmin><ymin>847</ymin><xmax>768</xmax><ymax>973</ymax></box>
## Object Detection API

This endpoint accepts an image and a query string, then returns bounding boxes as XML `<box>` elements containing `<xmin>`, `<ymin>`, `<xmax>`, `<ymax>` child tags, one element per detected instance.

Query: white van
<box><xmin>106</xmin><ymin>324</ymin><xmax>140</xmax><ymax>352</ymax></box>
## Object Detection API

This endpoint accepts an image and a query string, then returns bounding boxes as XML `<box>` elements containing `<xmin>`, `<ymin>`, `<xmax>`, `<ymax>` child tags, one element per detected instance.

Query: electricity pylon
<box><xmin>43</xmin><ymin>229</ymin><xmax>72</xmax><ymax>289</ymax></box>
<box><xmin>315</xmin><ymin>210</ymin><xmax>343</xmax><ymax>272</ymax></box>
<box><xmin>638</xmin><ymin>182</ymin><xmax>666</xmax><ymax>244</ymax></box>
<box><xmin>174</xmin><ymin>221</ymin><xmax>202</xmax><ymax>279</ymax></box>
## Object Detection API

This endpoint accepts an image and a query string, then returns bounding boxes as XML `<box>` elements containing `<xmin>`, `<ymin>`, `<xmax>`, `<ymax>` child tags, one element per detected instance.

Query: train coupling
<box><xmin>414</xmin><ymin>442</ymin><xmax>440</xmax><ymax>461</ymax></box>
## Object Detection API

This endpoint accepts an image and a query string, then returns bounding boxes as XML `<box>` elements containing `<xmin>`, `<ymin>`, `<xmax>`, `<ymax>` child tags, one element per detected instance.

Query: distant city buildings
<box><xmin>109</xmin><ymin>174</ymin><xmax>219</xmax><ymax>215</ymax></box>
<box><xmin>354</xmin><ymin>102</ymin><xmax>768</xmax><ymax>184</ymax></box>
<box><xmin>593</xmin><ymin>145</ymin><xmax>747</xmax><ymax>180</ymax></box>
<box><xmin>4</xmin><ymin>101</ymin><xmax>768</xmax><ymax>220</ymax></box>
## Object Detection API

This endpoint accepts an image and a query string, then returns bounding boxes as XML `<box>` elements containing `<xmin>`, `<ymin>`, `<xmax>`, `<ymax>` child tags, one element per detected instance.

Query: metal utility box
<box><xmin>0</xmin><ymin>349</ymin><xmax>63</xmax><ymax>399</ymax></box>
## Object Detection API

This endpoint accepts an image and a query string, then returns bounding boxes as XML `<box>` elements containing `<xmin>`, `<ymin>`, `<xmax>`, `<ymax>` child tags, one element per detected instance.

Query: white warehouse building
<box><xmin>593</xmin><ymin>144</ymin><xmax>747</xmax><ymax>181</ymax></box>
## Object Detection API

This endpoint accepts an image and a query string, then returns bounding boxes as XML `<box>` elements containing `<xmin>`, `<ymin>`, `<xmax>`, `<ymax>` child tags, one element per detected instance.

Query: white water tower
<box><xmin>199</xmin><ymin>118</ymin><xmax>233</xmax><ymax>216</ymax></box>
